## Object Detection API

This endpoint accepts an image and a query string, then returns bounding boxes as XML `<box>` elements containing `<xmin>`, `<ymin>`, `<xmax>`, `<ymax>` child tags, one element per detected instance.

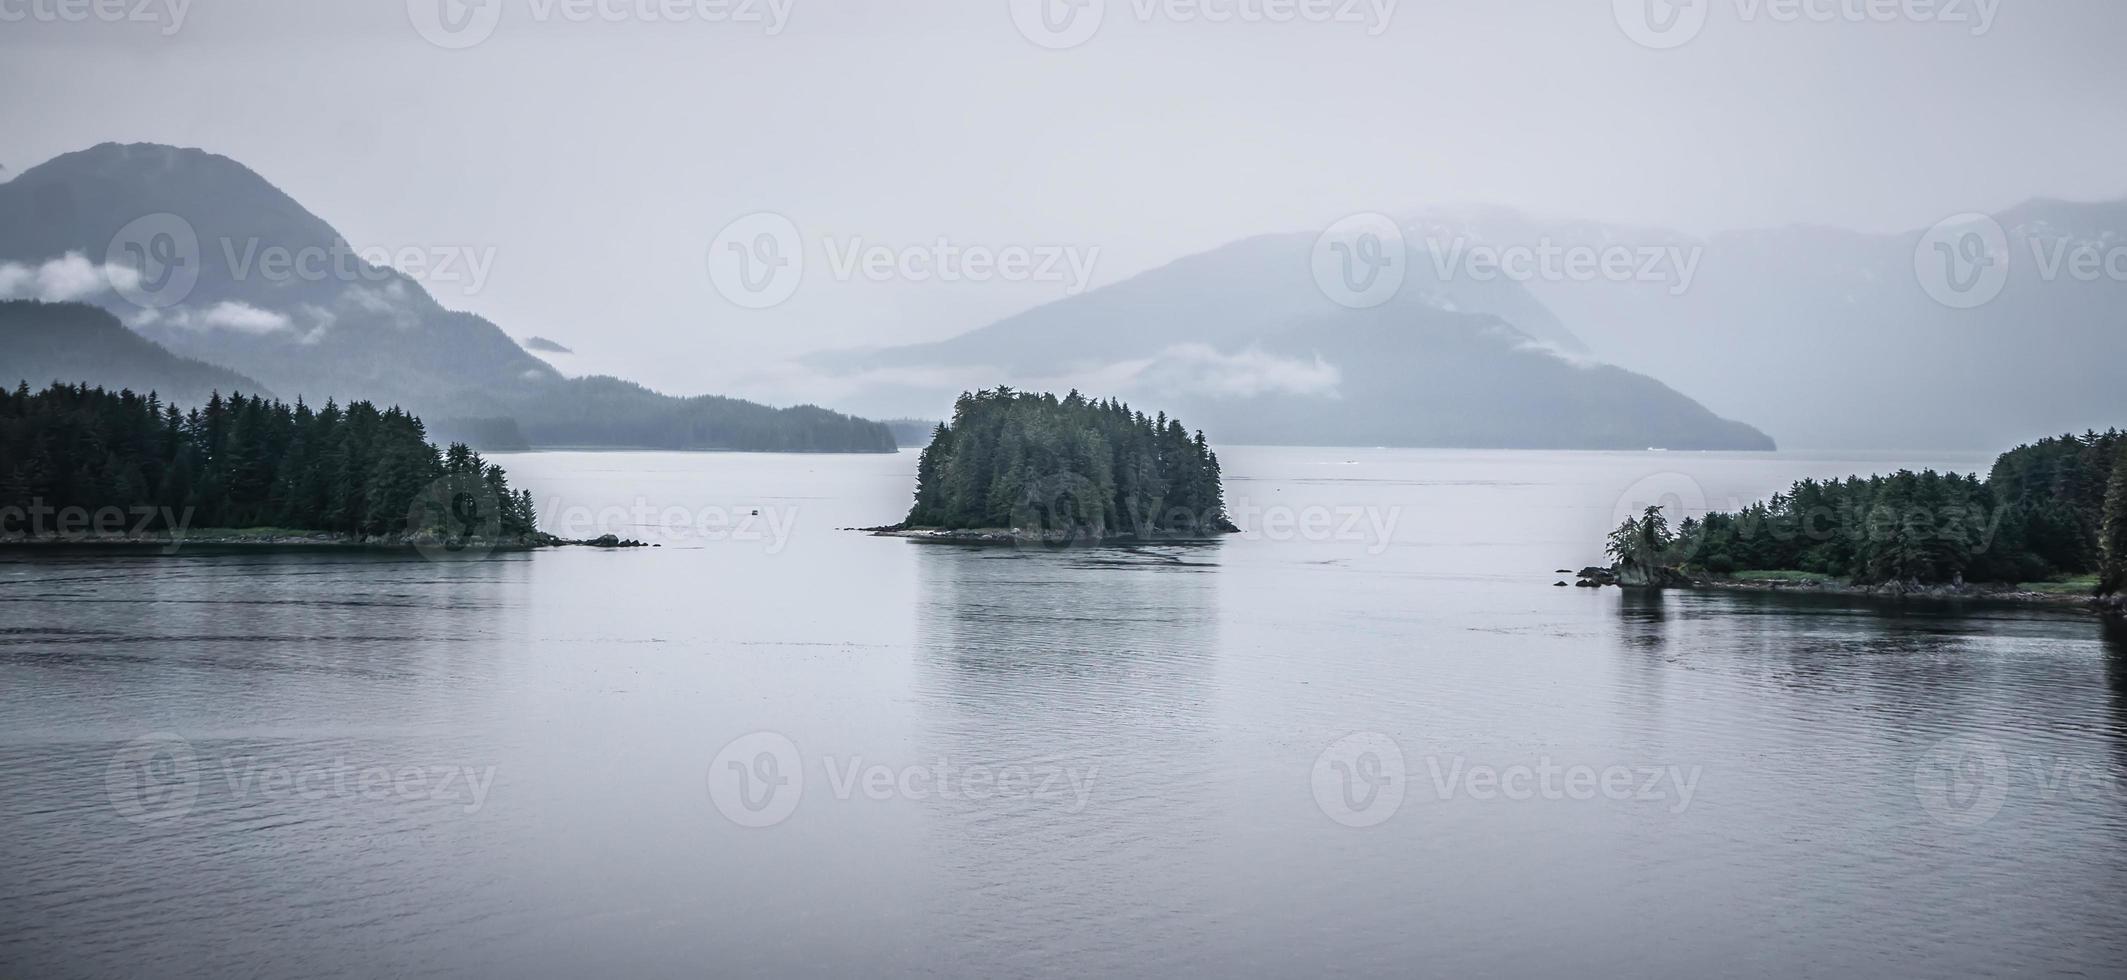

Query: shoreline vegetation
<box><xmin>885</xmin><ymin>387</ymin><xmax>1238</xmax><ymax>544</ymax></box>
<box><xmin>0</xmin><ymin>530</ymin><xmax>647</xmax><ymax>551</ymax></box>
<box><xmin>0</xmin><ymin>382</ymin><xmax>645</xmax><ymax>554</ymax></box>
<box><xmin>1588</xmin><ymin>428</ymin><xmax>2127</xmax><ymax>615</ymax></box>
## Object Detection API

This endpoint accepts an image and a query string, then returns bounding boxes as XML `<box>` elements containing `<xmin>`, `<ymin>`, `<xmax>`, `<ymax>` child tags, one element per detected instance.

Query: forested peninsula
<box><xmin>1597</xmin><ymin>429</ymin><xmax>2127</xmax><ymax>609</ymax></box>
<box><xmin>886</xmin><ymin>387</ymin><xmax>1235</xmax><ymax>544</ymax></box>
<box><xmin>0</xmin><ymin>382</ymin><xmax>595</xmax><ymax>550</ymax></box>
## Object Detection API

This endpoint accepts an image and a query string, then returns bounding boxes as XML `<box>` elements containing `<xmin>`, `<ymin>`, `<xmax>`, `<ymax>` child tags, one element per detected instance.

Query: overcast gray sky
<box><xmin>5</xmin><ymin>0</ymin><xmax>2125</xmax><ymax>402</ymax></box>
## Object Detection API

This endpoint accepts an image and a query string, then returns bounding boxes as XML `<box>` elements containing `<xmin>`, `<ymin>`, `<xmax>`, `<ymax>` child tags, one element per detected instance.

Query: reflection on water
<box><xmin>2</xmin><ymin>447</ymin><xmax>2124</xmax><ymax>979</ymax></box>
<box><xmin>908</xmin><ymin>544</ymin><xmax>1226</xmax><ymax>974</ymax></box>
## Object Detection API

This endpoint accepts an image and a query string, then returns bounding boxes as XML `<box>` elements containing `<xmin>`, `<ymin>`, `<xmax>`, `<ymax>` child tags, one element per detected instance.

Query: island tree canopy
<box><xmin>0</xmin><ymin>381</ymin><xmax>537</xmax><ymax>540</ymax></box>
<box><xmin>1616</xmin><ymin>428</ymin><xmax>2127</xmax><ymax>591</ymax></box>
<box><xmin>905</xmin><ymin>387</ymin><xmax>1230</xmax><ymax>538</ymax></box>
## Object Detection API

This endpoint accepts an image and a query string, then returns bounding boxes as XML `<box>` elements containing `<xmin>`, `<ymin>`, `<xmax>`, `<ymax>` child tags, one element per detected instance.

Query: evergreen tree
<box><xmin>903</xmin><ymin>387</ymin><xmax>1230</xmax><ymax>539</ymax></box>
<box><xmin>0</xmin><ymin>382</ymin><xmax>541</xmax><ymax>543</ymax></box>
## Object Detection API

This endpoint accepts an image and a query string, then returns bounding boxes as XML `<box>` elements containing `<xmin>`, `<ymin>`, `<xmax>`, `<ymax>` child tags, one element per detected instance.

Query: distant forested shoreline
<box><xmin>899</xmin><ymin>387</ymin><xmax>1234</xmax><ymax>541</ymax></box>
<box><xmin>0</xmin><ymin>382</ymin><xmax>542</xmax><ymax>546</ymax></box>
<box><xmin>1604</xmin><ymin>429</ymin><xmax>2127</xmax><ymax>598</ymax></box>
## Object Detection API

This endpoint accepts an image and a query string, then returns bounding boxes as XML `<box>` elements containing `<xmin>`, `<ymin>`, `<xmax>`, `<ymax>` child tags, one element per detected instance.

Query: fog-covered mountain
<box><xmin>1421</xmin><ymin>204</ymin><xmax>2127</xmax><ymax>449</ymax></box>
<box><xmin>0</xmin><ymin>143</ymin><xmax>894</xmax><ymax>452</ymax></box>
<box><xmin>811</xmin><ymin>228</ymin><xmax>1774</xmax><ymax>450</ymax></box>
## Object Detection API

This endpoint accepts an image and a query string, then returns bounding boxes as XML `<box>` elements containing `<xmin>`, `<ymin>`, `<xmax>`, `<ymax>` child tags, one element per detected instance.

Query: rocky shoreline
<box><xmin>859</xmin><ymin>524</ymin><xmax>1237</xmax><ymax>545</ymax></box>
<box><xmin>0</xmin><ymin>531</ymin><xmax>651</xmax><ymax>551</ymax></box>
<box><xmin>1562</xmin><ymin>565</ymin><xmax>2123</xmax><ymax>615</ymax></box>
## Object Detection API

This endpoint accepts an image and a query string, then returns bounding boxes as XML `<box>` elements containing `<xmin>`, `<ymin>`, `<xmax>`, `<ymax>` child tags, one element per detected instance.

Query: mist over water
<box><xmin>4</xmin><ymin>448</ymin><xmax>2123</xmax><ymax>978</ymax></box>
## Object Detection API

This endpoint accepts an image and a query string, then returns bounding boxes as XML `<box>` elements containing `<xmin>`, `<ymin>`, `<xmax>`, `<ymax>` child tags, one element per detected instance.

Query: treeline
<box><xmin>507</xmin><ymin>376</ymin><xmax>899</xmax><ymax>453</ymax></box>
<box><xmin>905</xmin><ymin>387</ymin><xmax>1231</xmax><ymax>537</ymax></box>
<box><xmin>0</xmin><ymin>382</ymin><xmax>538</xmax><ymax>540</ymax></box>
<box><xmin>1618</xmin><ymin>429</ymin><xmax>2127</xmax><ymax>590</ymax></box>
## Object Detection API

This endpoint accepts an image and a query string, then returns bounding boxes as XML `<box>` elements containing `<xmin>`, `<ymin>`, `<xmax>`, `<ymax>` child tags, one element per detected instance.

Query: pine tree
<box><xmin>2100</xmin><ymin>451</ymin><xmax>2127</xmax><ymax>595</ymax></box>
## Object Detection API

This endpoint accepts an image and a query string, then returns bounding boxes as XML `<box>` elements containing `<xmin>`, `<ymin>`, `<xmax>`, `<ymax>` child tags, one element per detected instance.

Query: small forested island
<box><xmin>1597</xmin><ymin>429</ymin><xmax>2127</xmax><ymax>610</ymax></box>
<box><xmin>0</xmin><ymin>382</ymin><xmax>615</xmax><ymax>549</ymax></box>
<box><xmin>886</xmin><ymin>387</ymin><xmax>1236</xmax><ymax>544</ymax></box>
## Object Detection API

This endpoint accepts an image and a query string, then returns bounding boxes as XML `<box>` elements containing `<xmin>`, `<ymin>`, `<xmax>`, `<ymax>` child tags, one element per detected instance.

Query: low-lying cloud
<box><xmin>0</xmin><ymin>253</ymin><xmax>142</xmax><ymax>302</ymax></box>
<box><xmin>133</xmin><ymin>301</ymin><xmax>293</xmax><ymax>335</ymax></box>
<box><xmin>1130</xmin><ymin>344</ymin><xmax>1342</xmax><ymax>399</ymax></box>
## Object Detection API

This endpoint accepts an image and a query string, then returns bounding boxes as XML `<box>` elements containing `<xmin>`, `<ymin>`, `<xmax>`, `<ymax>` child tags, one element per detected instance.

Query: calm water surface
<box><xmin>3</xmin><ymin>447</ymin><xmax>2124</xmax><ymax>978</ymax></box>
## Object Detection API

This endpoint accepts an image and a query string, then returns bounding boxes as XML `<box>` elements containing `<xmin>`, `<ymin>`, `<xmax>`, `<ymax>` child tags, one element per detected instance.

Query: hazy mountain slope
<box><xmin>814</xmin><ymin>227</ymin><xmax>1772</xmax><ymax>451</ymax></box>
<box><xmin>1180</xmin><ymin>307</ymin><xmax>1773</xmax><ymax>450</ymax></box>
<box><xmin>1</xmin><ymin>299</ymin><xmax>270</xmax><ymax>406</ymax></box>
<box><xmin>816</xmin><ymin>229</ymin><xmax>1586</xmax><ymax>376</ymax></box>
<box><xmin>0</xmin><ymin>142</ymin><xmax>894</xmax><ymax>452</ymax></box>
<box><xmin>1457</xmin><ymin>204</ymin><xmax>2127</xmax><ymax>450</ymax></box>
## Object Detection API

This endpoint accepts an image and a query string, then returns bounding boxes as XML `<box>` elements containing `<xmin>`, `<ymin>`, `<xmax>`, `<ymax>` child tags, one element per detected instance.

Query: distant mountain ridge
<box><xmin>1405</xmin><ymin>202</ymin><xmax>2127</xmax><ymax>450</ymax></box>
<box><xmin>1</xmin><ymin>299</ymin><xmax>269</xmax><ymax>406</ymax></box>
<box><xmin>0</xmin><ymin>142</ymin><xmax>895</xmax><ymax>453</ymax></box>
<box><xmin>811</xmin><ymin>226</ymin><xmax>1775</xmax><ymax>451</ymax></box>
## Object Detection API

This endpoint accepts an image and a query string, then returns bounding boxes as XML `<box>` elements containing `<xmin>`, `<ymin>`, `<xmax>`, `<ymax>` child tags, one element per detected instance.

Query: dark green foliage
<box><xmin>1606</xmin><ymin>505</ymin><xmax>1674</xmax><ymax>566</ymax></box>
<box><xmin>508</xmin><ymin>376</ymin><xmax>897</xmax><ymax>453</ymax></box>
<box><xmin>0</xmin><ymin>382</ymin><xmax>538</xmax><ymax>539</ymax></box>
<box><xmin>905</xmin><ymin>388</ymin><xmax>1229</xmax><ymax>538</ymax></box>
<box><xmin>1665</xmin><ymin>429</ymin><xmax>2125</xmax><ymax>589</ymax></box>
<box><xmin>2101</xmin><ymin>451</ymin><xmax>2127</xmax><ymax>595</ymax></box>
